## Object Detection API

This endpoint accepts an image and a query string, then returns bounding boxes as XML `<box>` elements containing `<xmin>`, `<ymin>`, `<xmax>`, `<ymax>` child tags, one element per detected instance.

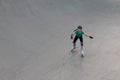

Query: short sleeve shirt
<box><xmin>74</xmin><ymin>29</ymin><xmax>84</xmax><ymax>37</ymax></box>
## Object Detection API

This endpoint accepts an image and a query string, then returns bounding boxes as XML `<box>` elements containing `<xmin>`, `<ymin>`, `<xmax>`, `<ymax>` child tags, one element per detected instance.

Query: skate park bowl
<box><xmin>0</xmin><ymin>0</ymin><xmax>120</xmax><ymax>80</ymax></box>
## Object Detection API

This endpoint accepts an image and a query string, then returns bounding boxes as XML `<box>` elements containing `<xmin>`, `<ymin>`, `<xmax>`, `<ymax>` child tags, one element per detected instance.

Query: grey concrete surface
<box><xmin>0</xmin><ymin>0</ymin><xmax>120</xmax><ymax>80</ymax></box>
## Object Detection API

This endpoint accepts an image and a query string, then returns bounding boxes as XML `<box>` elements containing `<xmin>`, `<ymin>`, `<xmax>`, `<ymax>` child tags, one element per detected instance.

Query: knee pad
<box><xmin>81</xmin><ymin>42</ymin><xmax>83</xmax><ymax>46</ymax></box>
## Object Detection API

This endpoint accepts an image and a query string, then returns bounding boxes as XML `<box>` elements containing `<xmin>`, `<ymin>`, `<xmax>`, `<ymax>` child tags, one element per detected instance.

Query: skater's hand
<box><xmin>71</xmin><ymin>35</ymin><xmax>73</xmax><ymax>40</ymax></box>
<box><xmin>71</xmin><ymin>34</ymin><xmax>74</xmax><ymax>40</ymax></box>
<box><xmin>89</xmin><ymin>36</ymin><xmax>94</xmax><ymax>39</ymax></box>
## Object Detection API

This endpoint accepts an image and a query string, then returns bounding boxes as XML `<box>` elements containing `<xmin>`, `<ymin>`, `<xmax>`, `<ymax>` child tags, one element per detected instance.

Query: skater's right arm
<box><xmin>71</xmin><ymin>32</ymin><xmax>75</xmax><ymax>40</ymax></box>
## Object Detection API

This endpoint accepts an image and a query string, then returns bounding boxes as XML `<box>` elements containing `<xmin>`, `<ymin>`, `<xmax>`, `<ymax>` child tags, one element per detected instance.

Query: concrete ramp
<box><xmin>0</xmin><ymin>0</ymin><xmax>120</xmax><ymax>80</ymax></box>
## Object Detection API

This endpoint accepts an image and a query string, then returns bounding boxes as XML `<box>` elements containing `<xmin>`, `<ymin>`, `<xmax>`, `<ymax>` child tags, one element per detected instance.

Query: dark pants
<box><xmin>73</xmin><ymin>36</ymin><xmax>83</xmax><ymax>46</ymax></box>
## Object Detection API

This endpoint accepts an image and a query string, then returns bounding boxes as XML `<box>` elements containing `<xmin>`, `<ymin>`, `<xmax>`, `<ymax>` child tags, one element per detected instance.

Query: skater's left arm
<box><xmin>84</xmin><ymin>33</ymin><xmax>94</xmax><ymax>39</ymax></box>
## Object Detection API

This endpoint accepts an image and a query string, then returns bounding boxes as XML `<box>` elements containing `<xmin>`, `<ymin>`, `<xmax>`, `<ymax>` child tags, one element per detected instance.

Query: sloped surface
<box><xmin>0</xmin><ymin>0</ymin><xmax>120</xmax><ymax>80</ymax></box>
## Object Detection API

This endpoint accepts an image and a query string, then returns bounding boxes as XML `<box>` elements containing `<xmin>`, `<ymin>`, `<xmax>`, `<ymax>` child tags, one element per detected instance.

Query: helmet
<box><xmin>78</xmin><ymin>25</ymin><xmax>82</xmax><ymax>29</ymax></box>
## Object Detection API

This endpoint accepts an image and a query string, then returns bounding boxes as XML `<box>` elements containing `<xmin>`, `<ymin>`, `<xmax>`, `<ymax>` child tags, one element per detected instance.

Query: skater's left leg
<box><xmin>79</xmin><ymin>37</ymin><xmax>83</xmax><ymax>48</ymax></box>
<box><xmin>79</xmin><ymin>37</ymin><xmax>84</xmax><ymax>57</ymax></box>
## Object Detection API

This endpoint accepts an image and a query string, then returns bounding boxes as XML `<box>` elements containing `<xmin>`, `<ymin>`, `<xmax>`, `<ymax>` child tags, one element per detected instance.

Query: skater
<box><xmin>71</xmin><ymin>25</ymin><xmax>93</xmax><ymax>57</ymax></box>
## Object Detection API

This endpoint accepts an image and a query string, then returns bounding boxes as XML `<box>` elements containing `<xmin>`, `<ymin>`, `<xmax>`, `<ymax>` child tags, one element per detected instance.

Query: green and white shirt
<box><xmin>74</xmin><ymin>29</ymin><xmax>85</xmax><ymax>37</ymax></box>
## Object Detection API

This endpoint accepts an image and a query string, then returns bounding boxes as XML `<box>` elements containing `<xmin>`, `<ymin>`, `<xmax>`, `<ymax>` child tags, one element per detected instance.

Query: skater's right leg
<box><xmin>73</xmin><ymin>36</ymin><xmax>78</xmax><ymax>49</ymax></box>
